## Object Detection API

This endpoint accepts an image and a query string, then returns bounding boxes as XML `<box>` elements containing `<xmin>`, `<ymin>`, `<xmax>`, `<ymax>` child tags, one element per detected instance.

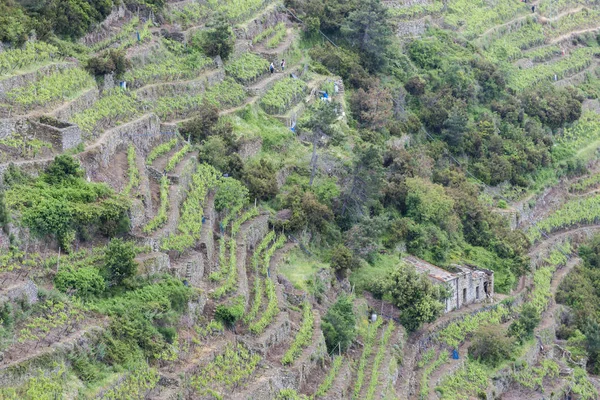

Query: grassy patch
<box><xmin>278</xmin><ymin>249</ymin><xmax>329</xmax><ymax>291</ymax></box>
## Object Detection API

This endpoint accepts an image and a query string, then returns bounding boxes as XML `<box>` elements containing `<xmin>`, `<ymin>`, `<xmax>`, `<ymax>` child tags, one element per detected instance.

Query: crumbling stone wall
<box><xmin>28</xmin><ymin>119</ymin><xmax>82</xmax><ymax>152</ymax></box>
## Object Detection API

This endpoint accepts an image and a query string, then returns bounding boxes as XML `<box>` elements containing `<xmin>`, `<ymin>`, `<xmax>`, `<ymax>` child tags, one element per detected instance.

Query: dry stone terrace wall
<box><xmin>0</xmin><ymin>280</ymin><xmax>38</xmax><ymax>306</ymax></box>
<box><xmin>78</xmin><ymin>113</ymin><xmax>168</xmax><ymax>176</ymax></box>
<box><xmin>79</xmin><ymin>5</ymin><xmax>131</xmax><ymax>47</ymax></box>
<box><xmin>0</xmin><ymin>326</ymin><xmax>104</xmax><ymax>388</ymax></box>
<box><xmin>133</xmin><ymin>68</ymin><xmax>224</xmax><ymax>95</ymax></box>
<box><xmin>28</xmin><ymin>119</ymin><xmax>82</xmax><ymax>152</ymax></box>
<box><xmin>235</xmin><ymin>8</ymin><xmax>288</xmax><ymax>41</ymax></box>
<box><xmin>0</xmin><ymin>63</ymin><xmax>75</xmax><ymax>105</ymax></box>
<box><xmin>51</xmin><ymin>89</ymin><xmax>100</xmax><ymax>122</ymax></box>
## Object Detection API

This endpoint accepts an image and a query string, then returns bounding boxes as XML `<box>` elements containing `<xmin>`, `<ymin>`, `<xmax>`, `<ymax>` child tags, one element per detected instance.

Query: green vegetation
<box><xmin>419</xmin><ymin>350</ymin><xmax>449</xmax><ymax>399</ymax></box>
<box><xmin>102</xmin><ymin>366</ymin><xmax>160</xmax><ymax>400</ymax></box>
<box><xmin>352</xmin><ymin>318</ymin><xmax>382</xmax><ymax>399</ymax></box>
<box><xmin>315</xmin><ymin>356</ymin><xmax>344</xmax><ymax>397</ymax></box>
<box><xmin>143</xmin><ymin>175</ymin><xmax>169</xmax><ymax>234</ymax></box>
<box><xmin>282</xmin><ymin>302</ymin><xmax>314</xmax><ymax>365</ymax></box>
<box><xmin>322</xmin><ymin>295</ymin><xmax>357</xmax><ymax>353</ymax></box>
<box><xmin>436</xmin><ymin>360</ymin><xmax>490</xmax><ymax>399</ymax></box>
<box><xmin>0</xmin><ymin>41</ymin><xmax>58</xmax><ymax>75</ymax></box>
<box><xmin>5</xmin><ymin>155</ymin><xmax>130</xmax><ymax>251</ymax></box>
<box><xmin>190</xmin><ymin>343</ymin><xmax>260</xmax><ymax>399</ymax></box>
<box><xmin>7</xmin><ymin>67</ymin><xmax>94</xmax><ymax>108</ymax></box>
<box><xmin>366</xmin><ymin>321</ymin><xmax>395</xmax><ymax>400</ymax></box>
<box><xmin>225</xmin><ymin>53</ymin><xmax>269</xmax><ymax>84</ymax></box>
<box><xmin>123</xmin><ymin>45</ymin><xmax>213</xmax><ymax>87</ymax></box>
<box><xmin>558</xmin><ymin>234</ymin><xmax>600</xmax><ymax>373</ymax></box>
<box><xmin>265</xmin><ymin>23</ymin><xmax>287</xmax><ymax>49</ymax></box>
<box><xmin>570</xmin><ymin>172</ymin><xmax>600</xmax><ymax>193</ymax></box>
<box><xmin>0</xmin><ymin>133</ymin><xmax>52</xmax><ymax>160</ymax></box>
<box><xmin>70</xmin><ymin>89</ymin><xmax>140</xmax><ymax>135</ymax></box>
<box><xmin>146</xmin><ymin>138</ymin><xmax>178</xmax><ymax>165</ymax></box>
<box><xmin>439</xmin><ymin>306</ymin><xmax>510</xmax><ymax>348</ymax></box>
<box><xmin>153</xmin><ymin>78</ymin><xmax>246</xmax><ymax>120</ymax></box>
<box><xmin>260</xmin><ymin>78</ymin><xmax>308</xmax><ymax>115</ymax></box>
<box><xmin>165</xmin><ymin>143</ymin><xmax>191</xmax><ymax>172</ymax></box>
<box><xmin>161</xmin><ymin>164</ymin><xmax>220</xmax><ymax>251</ymax></box>
<box><xmin>528</xmin><ymin>194</ymin><xmax>600</xmax><ymax>242</ymax></box>
<box><xmin>4</xmin><ymin>0</ymin><xmax>600</xmax><ymax>394</ymax></box>
<box><xmin>512</xmin><ymin>359</ymin><xmax>559</xmax><ymax>391</ymax></box>
<box><xmin>123</xmin><ymin>145</ymin><xmax>140</xmax><ymax>196</ymax></box>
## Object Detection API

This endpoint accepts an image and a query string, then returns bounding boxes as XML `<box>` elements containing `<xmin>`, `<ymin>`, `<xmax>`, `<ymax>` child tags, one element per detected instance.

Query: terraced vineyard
<box><xmin>0</xmin><ymin>0</ymin><xmax>599</xmax><ymax>398</ymax></box>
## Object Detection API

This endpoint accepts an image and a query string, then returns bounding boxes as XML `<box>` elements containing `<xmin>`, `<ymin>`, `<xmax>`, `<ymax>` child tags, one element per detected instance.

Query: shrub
<box><xmin>321</xmin><ymin>295</ymin><xmax>356</xmax><ymax>352</ymax></box>
<box><xmin>468</xmin><ymin>326</ymin><xmax>514</xmax><ymax>367</ymax></box>
<box><xmin>508</xmin><ymin>303</ymin><xmax>541</xmax><ymax>343</ymax></box>
<box><xmin>243</xmin><ymin>158</ymin><xmax>278</xmax><ymax>200</ymax></box>
<box><xmin>86</xmin><ymin>49</ymin><xmax>132</xmax><ymax>79</ymax></box>
<box><xmin>44</xmin><ymin>155</ymin><xmax>83</xmax><ymax>184</ymax></box>
<box><xmin>191</xmin><ymin>14</ymin><xmax>234</xmax><ymax>60</ymax></box>
<box><xmin>55</xmin><ymin>266</ymin><xmax>106</xmax><ymax>298</ymax></box>
<box><xmin>330</xmin><ymin>244</ymin><xmax>359</xmax><ymax>273</ymax></box>
<box><xmin>215</xmin><ymin>296</ymin><xmax>245</xmax><ymax>327</ymax></box>
<box><xmin>215</xmin><ymin>178</ymin><xmax>249</xmax><ymax>212</ymax></box>
<box><xmin>179</xmin><ymin>102</ymin><xmax>220</xmax><ymax>143</ymax></box>
<box><xmin>104</xmin><ymin>238</ymin><xmax>137</xmax><ymax>286</ymax></box>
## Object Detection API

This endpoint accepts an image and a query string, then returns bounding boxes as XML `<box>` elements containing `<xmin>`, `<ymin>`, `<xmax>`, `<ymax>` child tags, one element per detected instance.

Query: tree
<box><xmin>0</xmin><ymin>187</ymin><xmax>8</xmax><ymax>234</ymax></box>
<box><xmin>385</xmin><ymin>262</ymin><xmax>445</xmax><ymax>332</ymax></box>
<box><xmin>508</xmin><ymin>303</ymin><xmax>540</xmax><ymax>343</ymax></box>
<box><xmin>321</xmin><ymin>295</ymin><xmax>357</xmax><ymax>352</ymax></box>
<box><xmin>85</xmin><ymin>49</ymin><xmax>132</xmax><ymax>79</ymax></box>
<box><xmin>44</xmin><ymin>155</ymin><xmax>83</xmax><ymax>184</ymax></box>
<box><xmin>243</xmin><ymin>159</ymin><xmax>278</xmax><ymax>201</ymax></box>
<box><xmin>330</xmin><ymin>244</ymin><xmax>359</xmax><ymax>273</ymax></box>
<box><xmin>340</xmin><ymin>0</ymin><xmax>392</xmax><ymax>72</ymax></box>
<box><xmin>179</xmin><ymin>102</ymin><xmax>220</xmax><ymax>143</ymax></box>
<box><xmin>55</xmin><ymin>266</ymin><xmax>106</xmax><ymax>298</ymax></box>
<box><xmin>339</xmin><ymin>144</ymin><xmax>383</xmax><ymax>224</ymax></box>
<box><xmin>350</xmin><ymin>83</ymin><xmax>393</xmax><ymax>130</ymax></box>
<box><xmin>299</xmin><ymin>102</ymin><xmax>338</xmax><ymax>185</ymax></box>
<box><xmin>404</xmin><ymin>177</ymin><xmax>456</xmax><ymax>229</ymax></box>
<box><xmin>0</xmin><ymin>1</ymin><xmax>31</xmax><ymax>45</ymax></box>
<box><xmin>192</xmin><ymin>14</ymin><xmax>234</xmax><ymax>60</ymax></box>
<box><xmin>468</xmin><ymin>326</ymin><xmax>514</xmax><ymax>366</ymax></box>
<box><xmin>214</xmin><ymin>178</ymin><xmax>249</xmax><ymax>212</ymax></box>
<box><xmin>104</xmin><ymin>238</ymin><xmax>137</xmax><ymax>286</ymax></box>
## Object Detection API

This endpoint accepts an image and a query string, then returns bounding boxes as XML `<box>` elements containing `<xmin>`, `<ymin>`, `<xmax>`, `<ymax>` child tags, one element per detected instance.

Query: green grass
<box><xmin>278</xmin><ymin>249</ymin><xmax>329</xmax><ymax>291</ymax></box>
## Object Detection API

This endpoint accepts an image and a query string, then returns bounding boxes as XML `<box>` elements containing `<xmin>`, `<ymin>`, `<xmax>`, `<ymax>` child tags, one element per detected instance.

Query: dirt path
<box><xmin>550</xmin><ymin>26</ymin><xmax>600</xmax><ymax>44</ymax></box>
<box><xmin>538</xmin><ymin>256</ymin><xmax>580</xmax><ymax>331</ymax></box>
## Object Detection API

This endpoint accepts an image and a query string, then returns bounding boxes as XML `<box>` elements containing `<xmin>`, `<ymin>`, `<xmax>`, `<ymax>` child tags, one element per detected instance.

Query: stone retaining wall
<box><xmin>0</xmin><ymin>63</ymin><xmax>75</xmax><ymax>104</ymax></box>
<box><xmin>28</xmin><ymin>119</ymin><xmax>82</xmax><ymax>152</ymax></box>
<box><xmin>0</xmin><ymin>280</ymin><xmax>38</xmax><ymax>306</ymax></box>
<box><xmin>51</xmin><ymin>89</ymin><xmax>100</xmax><ymax>122</ymax></box>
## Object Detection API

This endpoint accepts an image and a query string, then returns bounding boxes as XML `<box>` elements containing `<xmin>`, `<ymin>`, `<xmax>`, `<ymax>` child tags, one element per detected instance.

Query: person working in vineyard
<box><xmin>269</xmin><ymin>62</ymin><xmax>275</xmax><ymax>74</ymax></box>
<box><xmin>281</xmin><ymin>59</ymin><xmax>285</xmax><ymax>72</ymax></box>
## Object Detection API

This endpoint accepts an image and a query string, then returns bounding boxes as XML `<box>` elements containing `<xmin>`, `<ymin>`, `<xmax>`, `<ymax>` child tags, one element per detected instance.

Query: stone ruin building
<box><xmin>404</xmin><ymin>255</ymin><xmax>494</xmax><ymax>313</ymax></box>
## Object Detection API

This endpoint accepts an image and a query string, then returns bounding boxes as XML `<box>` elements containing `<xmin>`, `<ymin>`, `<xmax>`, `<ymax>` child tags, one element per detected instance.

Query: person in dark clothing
<box><xmin>281</xmin><ymin>59</ymin><xmax>285</xmax><ymax>71</ymax></box>
<box><xmin>532</xmin><ymin>5</ymin><xmax>535</xmax><ymax>12</ymax></box>
<box><xmin>269</xmin><ymin>62</ymin><xmax>275</xmax><ymax>74</ymax></box>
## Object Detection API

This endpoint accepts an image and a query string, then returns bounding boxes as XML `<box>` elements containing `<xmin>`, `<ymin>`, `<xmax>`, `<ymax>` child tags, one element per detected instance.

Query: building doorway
<box><xmin>463</xmin><ymin>288</ymin><xmax>467</xmax><ymax>304</ymax></box>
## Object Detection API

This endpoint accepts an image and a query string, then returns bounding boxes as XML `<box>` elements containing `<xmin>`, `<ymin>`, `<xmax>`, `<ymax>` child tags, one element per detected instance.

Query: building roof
<box><xmin>403</xmin><ymin>256</ymin><xmax>457</xmax><ymax>283</ymax></box>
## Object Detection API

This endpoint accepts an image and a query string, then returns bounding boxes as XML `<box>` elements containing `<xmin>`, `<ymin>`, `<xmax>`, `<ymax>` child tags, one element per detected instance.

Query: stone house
<box><xmin>403</xmin><ymin>256</ymin><xmax>494</xmax><ymax>313</ymax></box>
